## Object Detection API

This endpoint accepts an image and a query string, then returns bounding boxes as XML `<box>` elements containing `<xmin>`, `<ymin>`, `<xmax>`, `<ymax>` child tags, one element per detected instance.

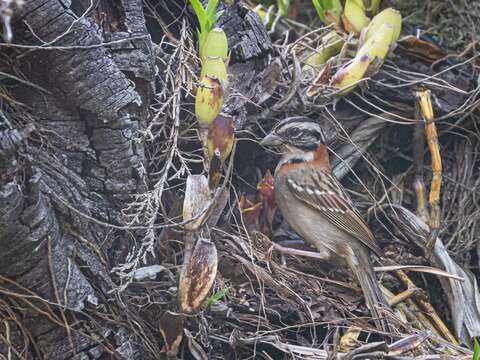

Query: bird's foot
<box><xmin>267</xmin><ymin>243</ymin><xmax>330</xmax><ymax>262</ymax></box>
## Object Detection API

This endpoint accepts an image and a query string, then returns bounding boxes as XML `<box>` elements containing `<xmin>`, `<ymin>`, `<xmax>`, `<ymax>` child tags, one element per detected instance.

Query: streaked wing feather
<box><xmin>287</xmin><ymin>168</ymin><xmax>381</xmax><ymax>256</ymax></box>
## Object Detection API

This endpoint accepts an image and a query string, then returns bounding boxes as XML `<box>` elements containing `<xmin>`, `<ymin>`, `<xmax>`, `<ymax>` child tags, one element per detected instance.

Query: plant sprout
<box><xmin>189</xmin><ymin>0</ymin><xmax>223</xmax><ymax>56</ymax></box>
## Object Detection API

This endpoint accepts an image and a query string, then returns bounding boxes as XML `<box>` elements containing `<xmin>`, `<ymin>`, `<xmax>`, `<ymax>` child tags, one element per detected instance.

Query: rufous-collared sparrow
<box><xmin>261</xmin><ymin>117</ymin><xmax>392</xmax><ymax>333</ymax></box>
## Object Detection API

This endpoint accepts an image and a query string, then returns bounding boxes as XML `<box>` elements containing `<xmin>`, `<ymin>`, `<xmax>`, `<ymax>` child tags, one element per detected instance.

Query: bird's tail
<box><xmin>347</xmin><ymin>249</ymin><xmax>394</xmax><ymax>335</ymax></box>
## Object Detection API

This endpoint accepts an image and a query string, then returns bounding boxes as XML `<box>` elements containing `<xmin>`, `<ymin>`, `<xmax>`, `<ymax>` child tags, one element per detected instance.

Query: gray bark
<box><xmin>0</xmin><ymin>0</ymin><xmax>271</xmax><ymax>358</ymax></box>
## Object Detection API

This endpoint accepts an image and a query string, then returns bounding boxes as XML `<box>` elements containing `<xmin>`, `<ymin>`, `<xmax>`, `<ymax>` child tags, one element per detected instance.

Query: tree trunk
<box><xmin>0</xmin><ymin>0</ymin><xmax>270</xmax><ymax>358</ymax></box>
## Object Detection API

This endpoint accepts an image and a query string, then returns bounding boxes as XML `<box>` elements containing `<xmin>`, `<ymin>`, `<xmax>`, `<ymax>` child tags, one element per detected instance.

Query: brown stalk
<box><xmin>415</xmin><ymin>89</ymin><xmax>442</xmax><ymax>257</ymax></box>
<box><xmin>395</xmin><ymin>270</ymin><xmax>458</xmax><ymax>345</ymax></box>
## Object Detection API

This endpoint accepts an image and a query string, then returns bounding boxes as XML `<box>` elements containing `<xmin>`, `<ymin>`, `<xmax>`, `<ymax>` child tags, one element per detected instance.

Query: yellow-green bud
<box><xmin>365</xmin><ymin>8</ymin><xmax>402</xmax><ymax>43</ymax></box>
<box><xmin>200</xmin><ymin>28</ymin><xmax>228</xmax><ymax>61</ymax></box>
<box><xmin>304</xmin><ymin>31</ymin><xmax>344</xmax><ymax>69</ymax></box>
<box><xmin>357</xmin><ymin>24</ymin><xmax>393</xmax><ymax>61</ymax></box>
<box><xmin>195</xmin><ymin>76</ymin><xmax>224</xmax><ymax>127</ymax></box>
<box><xmin>342</xmin><ymin>0</ymin><xmax>370</xmax><ymax>34</ymax></box>
<box><xmin>331</xmin><ymin>54</ymin><xmax>370</xmax><ymax>94</ymax></box>
<box><xmin>200</xmin><ymin>56</ymin><xmax>228</xmax><ymax>81</ymax></box>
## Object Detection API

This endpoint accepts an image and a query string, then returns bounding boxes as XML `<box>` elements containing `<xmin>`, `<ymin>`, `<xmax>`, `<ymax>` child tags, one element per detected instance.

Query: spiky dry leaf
<box><xmin>183</xmin><ymin>175</ymin><xmax>212</xmax><ymax>232</ymax></box>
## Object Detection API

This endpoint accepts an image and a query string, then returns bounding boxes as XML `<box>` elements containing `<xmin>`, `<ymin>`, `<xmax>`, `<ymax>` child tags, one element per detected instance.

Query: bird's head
<box><xmin>260</xmin><ymin>117</ymin><xmax>326</xmax><ymax>153</ymax></box>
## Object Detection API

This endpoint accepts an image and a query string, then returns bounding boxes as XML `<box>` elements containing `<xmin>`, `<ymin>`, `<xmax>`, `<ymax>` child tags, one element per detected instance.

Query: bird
<box><xmin>260</xmin><ymin>117</ymin><xmax>392</xmax><ymax>333</ymax></box>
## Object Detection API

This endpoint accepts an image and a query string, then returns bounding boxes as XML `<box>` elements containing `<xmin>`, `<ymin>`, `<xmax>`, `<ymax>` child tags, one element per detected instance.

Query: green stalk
<box><xmin>195</xmin><ymin>76</ymin><xmax>224</xmax><ymax>127</ymax></box>
<box><xmin>277</xmin><ymin>0</ymin><xmax>290</xmax><ymax>17</ymax></box>
<box><xmin>189</xmin><ymin>0</ymin><xmax>223</xmax><ymax>57</ymax></box>
<box><xmin>312</xmin><ymin>0</ymin><xmax>342</xmax><ymax>25</ymax></box>
<box><xmin>365</xmin><ymin>0</ymin><xmax>381</xmax><ymax>15</ymax></box>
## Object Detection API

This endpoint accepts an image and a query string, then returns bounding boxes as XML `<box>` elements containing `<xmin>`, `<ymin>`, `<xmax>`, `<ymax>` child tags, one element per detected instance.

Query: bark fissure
<box><xmin>0</xmin><ymin>0</ymin><xmax>271</xmax><ymax>357</ymax></box>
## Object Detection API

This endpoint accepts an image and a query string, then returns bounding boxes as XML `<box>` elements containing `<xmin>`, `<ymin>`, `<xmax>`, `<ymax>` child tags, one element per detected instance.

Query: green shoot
<box><xmin>189</xmin><ymin>0</ymin><xmax>223</xmax><ymax>54</ymax></box>
<box><xmin>369</xmin><ymin>0</ymin><xmax>381</xmax><ymax>15</ymax></box>
<box><xmin>205</xmin><ymin>287</ymin><xmax>229</xmax><ymax>308</ymax></box>
<box><xmin>312</xmin><ymin>0</ymin><xmax>326</xmax><ymax>22</ymax></box>
<box><xmin>277</xmin><ymin>0</ymin><xmax>290</xmax><ymax>17</ymax></box>
<box><xmin>473</xmin><ymin>338</ymin><xmax>480</xmax><ymax>360</ymax></box>
<box><xmin>312</xmin><ymin>0</ymin><xmax>342</xmax><ymax>24</ymax></box>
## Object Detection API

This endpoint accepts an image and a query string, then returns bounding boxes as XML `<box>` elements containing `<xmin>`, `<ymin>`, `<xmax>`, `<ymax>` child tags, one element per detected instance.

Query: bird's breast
<box><xmin>274</xmin><ymin>172</ymin><xmax>353</xmax><ymax>260</ymax></box>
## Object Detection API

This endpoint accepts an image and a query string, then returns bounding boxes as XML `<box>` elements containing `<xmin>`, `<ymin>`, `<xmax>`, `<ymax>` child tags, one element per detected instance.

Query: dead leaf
<box><xmin>256</xmin><ymin>169</ymin><xmax>275</xmax><ymax>207</ymax></box>
<box><xmin>306</xmin><ymin>61</ymin><xmax>333</xmax><ymax>97</ymax></box>
<box><xmin>239</xmin><ymin>194</ymin><xmax>263</xmax><ymax>234</ymax></box>
<box><xmin>398</xmin><ymin>36</ymin><xmax>447</xmax><ymax>63</ymax></box>
<box><xmin>184</xmin><ymin>329</ymin><xmax>209</xmax><ymax>360</ymax></box>
<box><xmin>374</xmin><ymin>265</ymin><xmax>464</xmax><ymax>281</ymax></box>
<box><xmin>208</xmin><ymin>150</ymin><xmax>222</xmax><ymax>189</ymax></box>
<box><xmin>159</xmin><ymin>311</ymin><xmax>184</xmax><ymax>357</ymax></box>
<box><xmin>339</xmin><ymin>326</ymin><xmax>361</xmax><ymax>352</ymax></box>
<box><xmin>387</xmin><ymin>332</ymin><xmax>429</xmax><ymax>356</ymax></box>
<box><xmin>178</xmin><ymin>238</ymin><xmax>218</xmax><ymax>314</ymax></box>
<box><xmin>256</xmin><ymin>169</ymin><xmax>277</xmax><ymax>235</ymax></box>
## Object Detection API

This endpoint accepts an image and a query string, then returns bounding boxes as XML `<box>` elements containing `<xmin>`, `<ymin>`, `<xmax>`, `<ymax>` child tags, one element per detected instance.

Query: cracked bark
<box><xmin>1</xmin><ymin>0</ymin><xmax>154</xmax><ymax>358</ymax></box>
<box><xmin>0</xmin><ymin>0</ymin><xmax>271</xmax><ymax>358</ymax></box>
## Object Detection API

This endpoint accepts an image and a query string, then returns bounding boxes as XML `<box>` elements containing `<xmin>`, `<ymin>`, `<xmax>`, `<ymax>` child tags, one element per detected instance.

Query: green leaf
<box><xmin>331</xmin><ymin>0</ymin><xmax>342</xmax><ymax>10</ymax></box>
<box><xmin>312</xmin><ymin>0</ymin><xmax>342</xmax><ymax>24</ymax></box>
<box><xmin>205</xmin><ymin>17</ymin><xmax>214</xmax><ymax>32</ymax></box>
<box><xmin>312</xmin><ymin>0</ymin><xmax>325</xmax><ymax>22</ymax></box>
<box><xmin>205</xmin><ymin>0</ymin><xmax>219</xmax><ymax>25</ymax></box>
<box><xmin>213</xmin><ymin>10</ymin><xmax>224</xmax><ymax>24</ymax></box>
<box><xmin>190</xmin><ymin>0</ymin><xmax>207</xmax><ymax>31</ymax></box>
<box><xmin>323</xmin><ymin>0</ymin><xmax>333</xmax><ymax>8</ymax></box>
<box><xmin>330</xmin><ymin>0</ymin><xmax>342</xmax><ymax>22</ymax></box>
<box><xmin>205</xmin><ymin>287</ymin><xmax>229</xmax><ymax>308</ymax></box>
<box><xmin>473</xmin><ymin>338</ymin><xmax>480</xmax><ymax>360</ymax></box>
<box><xmin>331</xmin><ymin>0</ymin><xmax>342</xmax><ymax>12</ymax></box>
<box><xmin>368</xmin><ymin>0</ymin><xmax>381</xmax><ymax>14</ymax></box>
<box><xmin>190</xmin><ymin>0</ymin><xmax>223</xmax><ymax>54</ymax></box>
<box><xmin>277</xmin><ymin>0</ymin><xmax>290</xmax><ymax>17</ymax></box>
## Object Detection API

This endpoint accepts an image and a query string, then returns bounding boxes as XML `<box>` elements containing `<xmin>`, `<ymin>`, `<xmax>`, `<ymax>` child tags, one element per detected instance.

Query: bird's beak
<box><xmin>260</xmin><ymin>133</ymin><xmax>283</xmax><ymax>147</ymax></box>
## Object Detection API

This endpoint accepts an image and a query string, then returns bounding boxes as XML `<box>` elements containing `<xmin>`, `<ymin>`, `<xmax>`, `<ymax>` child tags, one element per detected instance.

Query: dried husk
<box><xmin>178</xmin><ymin>238</ymin><xmax>218</xmax><ymax>314</ymax></box>
<box><xmin>159</xmin><ymin>311</ymin><xmax>184</xmax><ymax>357</ymax></box>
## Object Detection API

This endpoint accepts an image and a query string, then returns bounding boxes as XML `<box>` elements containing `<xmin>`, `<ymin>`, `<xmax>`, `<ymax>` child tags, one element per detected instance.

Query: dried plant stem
<box><xmin>395</xmin><ymin>270</ymin><xmax>458</xmax><ymax>345</ymax></box>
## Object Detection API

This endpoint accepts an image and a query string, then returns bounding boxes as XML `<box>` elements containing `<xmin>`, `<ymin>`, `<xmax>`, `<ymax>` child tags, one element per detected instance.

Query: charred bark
<box><xmin>0</xmin><ymin>0</ymin><xmax>271</xmax><ymax>358</ymax></box>
<box><xmin>0</xmin><ymin>0</ymin><xmax>155</xmax><ymax>358</ymax></box>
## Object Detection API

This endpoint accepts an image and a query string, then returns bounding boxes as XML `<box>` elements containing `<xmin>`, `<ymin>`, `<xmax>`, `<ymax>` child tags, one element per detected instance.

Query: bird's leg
<box><xmin>268</xmin><ymin>242</ymin><xmax>331</xmax><ymax>262</ymax></box>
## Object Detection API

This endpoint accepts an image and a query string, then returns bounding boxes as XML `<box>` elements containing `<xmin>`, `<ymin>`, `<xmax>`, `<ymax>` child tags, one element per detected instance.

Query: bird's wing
<box><xmin>286</xmin><ymin>167</ymin><xmax>381</xmax><ymax>256</ymax></box>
